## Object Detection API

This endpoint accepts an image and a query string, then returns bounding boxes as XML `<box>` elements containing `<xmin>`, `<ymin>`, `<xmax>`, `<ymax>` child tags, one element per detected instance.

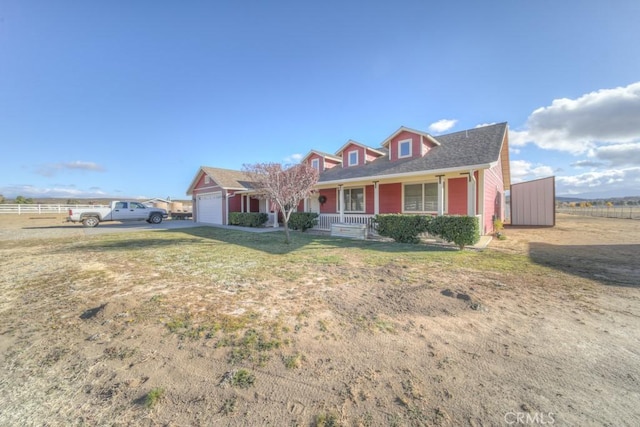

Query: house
<box><xmin>187</xmin><ymin>122</ymin><xmax>511</xmax><ymax>235</ymax></box>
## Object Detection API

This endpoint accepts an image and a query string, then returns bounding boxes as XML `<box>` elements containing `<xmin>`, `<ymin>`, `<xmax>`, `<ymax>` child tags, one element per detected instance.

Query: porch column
<box><xmin>247</xmin><ymin>196</ymin><xmax>251</xmax><ymax>213</ymax></box>
<box><xmin>467</xmin><ymin>170</ymin><xmax>477</xmax><ymax>216</ymax></box>
<box><xmin>373</xmin><ymin>181</ymin><xmax>379</xmax><ymax>215</ymax></box>
<box><xmin>241</xmin><ymin>195</ymin><xmax>245</xmax><ymax>213</ymax></box>
<box><xmin>338</xmin><ymin>185</ymin><xmax>345</xmax><ymax>222</ymax></box>
<box><xmin>304</xmin><ymin>197</ymin><xmax>308</xmax><ymax>212</ymax></box>
<box><xmin>436</xmin><ymin>175</ymin><xmax>444</xmax><ymax>216</ymax></box>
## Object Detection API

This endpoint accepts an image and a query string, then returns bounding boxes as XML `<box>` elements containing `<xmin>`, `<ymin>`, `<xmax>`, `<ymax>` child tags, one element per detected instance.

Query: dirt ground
<box><xmin>0</xmin><ymin>214</ymin><xmax>638</xmax><ymax>426</ymax></box>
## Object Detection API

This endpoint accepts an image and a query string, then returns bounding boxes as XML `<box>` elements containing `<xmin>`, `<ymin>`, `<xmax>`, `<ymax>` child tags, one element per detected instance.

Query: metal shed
<box><xmin>510</xmin><ymin>176</ymin><xmax>555</xmax><ymax>226</ymax></box>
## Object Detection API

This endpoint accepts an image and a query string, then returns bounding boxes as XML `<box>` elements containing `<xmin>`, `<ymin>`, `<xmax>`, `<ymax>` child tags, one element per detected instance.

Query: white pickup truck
<box><xmin>67</xmin><ymin>201</ymin><xmax>168</xmax><ymax>227</ymax></box>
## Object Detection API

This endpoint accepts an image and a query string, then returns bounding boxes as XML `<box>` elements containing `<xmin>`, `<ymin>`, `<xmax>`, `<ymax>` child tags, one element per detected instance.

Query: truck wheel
<box><xmin>82</xmin><ymin>217</ymin><xmax>99</xmax><ymax>227</ymax></box>
<box><xmin>149</xmin><ymin>213</ymin><xmax>163</xmax><ymax>224</ymax></box>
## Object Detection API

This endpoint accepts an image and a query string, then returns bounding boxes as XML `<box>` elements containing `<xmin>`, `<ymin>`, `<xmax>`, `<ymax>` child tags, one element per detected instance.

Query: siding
<box><xmin>319</xmin><ymin>188</ymin><xmax>337</xmax><ymax>213</ymax></box>
<box><xmin>379</xmin><ymin>183</ymin><xmax>402</xmax><ymax>213</ymax></box>
<box><xmin>341</xmin><ymin>143</ymin><xmax>365</xmax><ymax>167</ymax></box>
<box><xmin>365</xmin><ymin>185</ymin><xmax>374</xmax><ymax>214</ymax></box>
<box><xmin>511</xmin><ymin>177</ymin><xmax>555</xmax><ymax>226</ymax></box>
<box><xmin>448</xmin><ymin>177</ymin><xmax>468</xmax><ymax>215</ymax></box>
<box><xmin>483</xmin><ymin>162</ymin><xmax>504</xmax><ymax>233</ymax></box>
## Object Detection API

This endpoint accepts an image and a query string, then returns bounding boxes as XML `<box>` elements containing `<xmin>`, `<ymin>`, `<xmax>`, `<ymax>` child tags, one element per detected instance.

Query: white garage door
<box><xmin>197</xmin><ymin>192</ymin><xmax>223</xmax><ymax>224</ymax></box>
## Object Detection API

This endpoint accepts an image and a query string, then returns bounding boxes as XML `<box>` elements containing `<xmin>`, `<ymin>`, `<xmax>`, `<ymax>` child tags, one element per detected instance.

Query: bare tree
<box><xmin>243</xmin><ymin>162</ymin><xmax>319</xmax><ymax>244</ymax></box>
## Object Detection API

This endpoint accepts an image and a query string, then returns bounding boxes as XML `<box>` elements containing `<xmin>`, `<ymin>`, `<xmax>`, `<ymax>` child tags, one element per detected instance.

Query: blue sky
<box><xmin>1</xmin><ymin>0</ymin><xmax>639</xmax><ymax>200</ymax></box>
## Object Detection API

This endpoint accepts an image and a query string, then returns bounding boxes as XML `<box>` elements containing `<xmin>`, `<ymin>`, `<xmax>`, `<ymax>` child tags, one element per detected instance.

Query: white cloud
<box><xmin>428</xmin><ymin>119</ymin><xmax>457</xmax><ymax>133</ymax></box>
<box><xmin>570</xmin><ymin>160</ymin><xmax>605</xmax><ymax>168</ymax></box>
<box><xmin>510</xmin><ymin>160</ymin><xmax>555</xmax><ymax>183</ymax></box>
<box><xmin>0</xmin><ymin>184</ymin><xmax>109</xmax><ymax>198</ymax></box>
<box><xmin>475</xmin><ymin>122</ymin><xmax>496</xmax><ymax>128</ymax></box>
<box><xmin>511</xmin><ymin>82</ymin><xmax>640</xmax><ymax>154</ymax></box>
<box><xmin>590</xmin><ymin>142</ymin><xmax>640</xmax><ymax>166</ymax></box>
<box><xmin>36</xmin><ymin>161</ymin><xmax>106</xmax><ymax>177</ymax></box>
<box><xmin>556</xmin><ymin>167</ymin><xmax>640</xmax><ymax>197</ymax></box>
<box><xmin>284</xmin><ymin>153</ymin><xmax>303</xmax><ymax>163</ymax></box>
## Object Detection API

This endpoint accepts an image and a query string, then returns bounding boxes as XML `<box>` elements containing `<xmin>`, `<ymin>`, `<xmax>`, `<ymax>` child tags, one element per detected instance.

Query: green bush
<box><xmin>373</xmin><ymin>214</ymin><xmax>432</xmax><ymax>243</ymax></box>
<box><xmin>288</xmin><ymin>212</ymin><xmax>319</xmax><ymax>232</ymax></box>
<box><xmin>228</xmin><ymin>212</ymin><xmax>268</xmax><ymax>227</ymax></box>
<box><xmin>374</xmin><ymin>214</ymin><xmax>480</xmax><ymax>249</ymax></box>
<box><xmin>427</xmin><ymin>215</ymin><xmax>479</xmax><ymax>250</ymax></box>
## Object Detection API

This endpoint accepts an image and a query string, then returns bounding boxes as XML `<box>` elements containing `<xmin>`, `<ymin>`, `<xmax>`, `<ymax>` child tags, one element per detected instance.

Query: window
<box><xmin>311</xmin><ymin>158</ymin><xmax>320</xmax><ymax>170</ymax></box>
<box><xmin>204</xmin><ymin>175</ymin><xmax>211</xmax><ymax>184</ymax></box>
<box><xmin>403</xmin><ymin>183</ymin><xmax>438</xmax><ymax>212</ymax></box>
<box><xmin>131</xmin><ymin>202</ymin><xmax>146</xmax><ymax>209</ymax></box>
<box><xmin>348</xmin><ymin>150</ymin><xmax>358</xmax><ymax>166</ymax></box>
<box><xmin>398</xmin><ymin>139</ymin><xmax>412</xmax><ymax>158</ymax></box>
<box><xmin>342</xmin><ymin>188</ymin><xmax>365</xmax><ymax>212</ymax></box>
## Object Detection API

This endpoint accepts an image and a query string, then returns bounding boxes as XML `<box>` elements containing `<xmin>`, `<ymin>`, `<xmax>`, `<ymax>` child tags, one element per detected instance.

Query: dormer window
<box><xmin>204</xmin><ymin>175</ymin><xmax>211</xmax><ymax>184</ymax></box>
<box><xmin>398</xmin><ymin>139</ymin><xmax>412</xmax><ymax>158</ymax></box>
<box><xmin>311</xmin><ymin>158</ymin><xmax>320</xmax><ymax>170</ymax></box>
<box><xmin>348</xmin><ymin>150</ymin><xmax>358</xmax><ymax>166</ymax></box>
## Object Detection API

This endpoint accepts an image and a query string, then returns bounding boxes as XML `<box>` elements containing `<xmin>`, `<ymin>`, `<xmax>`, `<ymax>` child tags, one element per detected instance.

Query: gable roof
<box><xmin>301</xmin><ymin>150</ymin><xmax>342</xmax><ymax>163</ymax></box>
<box><xmin>381</xmin><ymin>126</ymin><xmax>441</xmax><ymax>147</ymax></box>
<box><xmin>318</xmin><ymin>123</ymin><xmax>509</xmax><ymax>184</ymax></box>
<box><xmin>335</xmin><ymin>140</ymin><xmax>386</xmax><ymax>157</ymax></box>
<box><xmin>186</xmin><ymin>166</ymin><xmax>255</xmax><ymax>195</ymax></box>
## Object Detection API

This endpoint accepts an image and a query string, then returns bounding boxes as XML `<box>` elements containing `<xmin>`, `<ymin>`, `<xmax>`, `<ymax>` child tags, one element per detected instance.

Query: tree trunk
<box><xmin>283</xmin><ymin>219</ymin><xmax>291</xmax><ymax>244</ymax></box>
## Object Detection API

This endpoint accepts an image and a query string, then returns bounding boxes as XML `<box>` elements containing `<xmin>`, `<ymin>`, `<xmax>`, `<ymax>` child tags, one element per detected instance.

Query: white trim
<box><xmin>398</xmin><ymin>138</ymin><xmax>412</xmax><ymax>159</ymax></box>
<box><xmin>348</xmin><ymin>150</ymin><xmax>359</xmax><ymax>167</ymax></box>
<box><xmin>380</xmin><ymin>126</ymin><xmax>441</xmax><ymax>148</ymax></box>
<box><xmin>335</xmin><ymin>139</ymin><xmax>385</xmax><ymax>157</ymax></box>
<box><xmin>311</xmin><ymin>158</ymin><xmax>320</xmax><ymax>171</ymax></box>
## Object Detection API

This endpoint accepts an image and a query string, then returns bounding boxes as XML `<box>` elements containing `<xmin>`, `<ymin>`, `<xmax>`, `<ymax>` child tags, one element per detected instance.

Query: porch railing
<box><xmin>314</xmin><ymin>213</ymin><xmax>376</xmax><ymax>232</ymax></box>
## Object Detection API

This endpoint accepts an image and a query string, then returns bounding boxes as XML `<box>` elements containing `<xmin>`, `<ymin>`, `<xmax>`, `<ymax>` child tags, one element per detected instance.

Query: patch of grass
<box><xmin>313</xmin><ymin>412</ymin><xmax>341</xmax><ymax>427</ymax></box>
<box><xmin>374</xmin><ymin>319</ymin><xmax>396</xmax><ymax>333</ymax></box>
<box><xmin>103</xmin><ymin>346</ymin><xmax>136</xmax><ymax>360</ymax></box>
<box><xmin>317</xmin><ymin>320</ymin><xmax>329</xmax><ymax>332</ymax></box>
<box><xmin>220</xmin><ymin>395</ymin><xmax>237</xmax><ymax>415</ymax></box>
<box><xmin>230</xmin><ymin>369</ymin><xmax>255</xmax><ymax>389</ymax></box>
<box><xmin>144</xmin><ymin>387</ymin><xmax>165</xmax><ymax>408</ymax></box>
<box><xmin>226</xmin><ymin>328</ymin><xmax>283</xmax><ymax>366</ymax></box>
<box><xmin>283</xmin><ymin>352</ymin><xmax>305</xmax><ymax>369</ymax></box>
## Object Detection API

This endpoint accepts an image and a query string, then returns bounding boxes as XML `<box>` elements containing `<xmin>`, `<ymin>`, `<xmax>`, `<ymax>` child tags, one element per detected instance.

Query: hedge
<box><xmin>373</xmin><ymin>214</ymin><xmax>431</xmax><ymax>243</ymax></box>
<box><xmin>228</xmin><ymin>212</ymin><xmax>269</xmax><ymax>227</ymax></box>
<box><xmin>374</xmin><ymin>214</ymin><xmax>479</xmax><ymax>249</ymax></box>
<box><xmin>288</xmin><ymin>212</ymin><xmax>319</xmax><ymax>232</ymax></box>
<box><xmin>428</xmin><ymin>215</ymin><xmax>479</xmax><ymax>249</ymax></box>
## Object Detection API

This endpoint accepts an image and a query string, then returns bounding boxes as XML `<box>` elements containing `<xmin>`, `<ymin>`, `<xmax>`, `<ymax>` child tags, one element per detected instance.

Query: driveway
<box><xmin>0</xmin><ymin>216</ymin><xmax>201</xmax><ymax>241</ymax></box>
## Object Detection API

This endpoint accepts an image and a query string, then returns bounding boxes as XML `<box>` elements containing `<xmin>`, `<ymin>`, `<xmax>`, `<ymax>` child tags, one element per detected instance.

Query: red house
<box><xmin>187</xmin><ymin>122</ymin><xmax>511</xmax><ymax>235</ymax></box>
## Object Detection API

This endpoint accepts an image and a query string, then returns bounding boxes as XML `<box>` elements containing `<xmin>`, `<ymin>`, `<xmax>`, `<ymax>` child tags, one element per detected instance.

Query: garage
<box><xmin>197</xmin><ymin>192</ymin><xmax>223</xmax><ymax>224</ymax></box>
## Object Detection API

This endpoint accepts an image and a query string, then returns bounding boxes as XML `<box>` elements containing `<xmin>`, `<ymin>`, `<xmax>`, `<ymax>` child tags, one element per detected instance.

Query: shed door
<box><xmin>197</xmin><ymin>192</ymin><xmax>223</xmax><ymax>224</ymax></box>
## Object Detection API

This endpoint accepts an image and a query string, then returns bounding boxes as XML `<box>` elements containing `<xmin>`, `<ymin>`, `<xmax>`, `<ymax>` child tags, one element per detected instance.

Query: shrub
<box><xmin>427</xmin><ymin>215</ymin><xmax>479</xmax><ymax>250</ymax></box>
<box><xmin>144</xmin><ymin>387</ymin><xmax>165</xmax><ymax>408</ymax></box>
<box><xmin>228</xmin><ymin>212</ymin><xmax>268</xmax><ymax>227</ymax></box>
<box><xmin>373</xmin><ymin>214</ymin><xmax>431</xmax><ymax>243</ymax></box>
<box><xmin>288</xmin><ymin>212</ymin><xmax>319</xmax><ymax>232</ymax></box>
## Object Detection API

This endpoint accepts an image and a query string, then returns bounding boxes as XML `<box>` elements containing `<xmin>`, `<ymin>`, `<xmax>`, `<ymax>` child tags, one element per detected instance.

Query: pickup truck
<box><xmin>67</xmin><ymin>201</ymin><xmax>168</xmax><ymax>227</ymax></box>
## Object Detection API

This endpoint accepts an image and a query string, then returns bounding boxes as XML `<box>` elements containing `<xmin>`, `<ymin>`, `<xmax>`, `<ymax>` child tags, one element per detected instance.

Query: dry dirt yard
<box><xmin>0</xmin><ymin>214</ymin><xmax>638</xmax><ymax>426</ymax></box>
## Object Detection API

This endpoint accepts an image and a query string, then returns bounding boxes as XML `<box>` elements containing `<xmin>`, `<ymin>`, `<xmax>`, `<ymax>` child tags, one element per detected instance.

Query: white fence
<box><xmin>556</xmin><ymin>206</ymin><xmax>639</xmax><ymax>220</ymax></box>
<box><xmin>314</xmin><ymin>213</ymin><xmax>375</xmax><ymax>232</ymax></box>
<box><xmin>0</xmin><ymin>204</ymin><xmax>103</xmax><ymax>215</ymax></box>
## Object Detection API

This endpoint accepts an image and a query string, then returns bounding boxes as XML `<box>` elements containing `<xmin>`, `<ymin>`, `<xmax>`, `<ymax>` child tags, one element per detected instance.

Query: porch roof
<box><xmin>318</xmin><ymin>122</ymin><xmax>509</xmax><ymax>184</ymax></box>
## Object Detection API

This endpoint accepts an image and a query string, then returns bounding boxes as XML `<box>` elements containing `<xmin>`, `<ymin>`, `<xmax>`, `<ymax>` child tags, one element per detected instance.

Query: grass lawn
<box><xmin>1</xmin><ymin>218</ymin><xmax>638</xmax><ymax>426</ymax></box>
